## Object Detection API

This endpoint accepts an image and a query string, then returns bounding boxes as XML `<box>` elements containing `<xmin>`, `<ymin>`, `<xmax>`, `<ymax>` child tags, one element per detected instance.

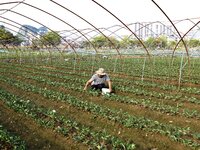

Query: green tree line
<box><xmin>0</xmin><ymin>26</ymin><xmax>61</xmax><ymax>49</ymax></box>
<box><xmin>0</xmin><ymin>26</ymin><xmax>22</xmax><ymax>48</ymax></box>
<box><xmin>81</xmin><ymin>35</ymin><xmax>200</xmax><ymax>50</ymax></box>
<box><xmin>1</xmin><ymin>25</ymin><xmax>200</xmax><ymax>50</ymax></box>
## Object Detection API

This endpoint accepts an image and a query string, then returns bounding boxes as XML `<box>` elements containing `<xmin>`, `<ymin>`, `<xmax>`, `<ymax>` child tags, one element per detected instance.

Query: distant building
<box><xmin>133</xmin><ymin>22</ymin><xmax>178</xmax><ymax>40</ymax></box>
<box><xmin>18</xmin><ymin>25</ymin><xmax>48</xmax><ymax>46</ymax></box>
<box><xmin>187</xmin><ymin>29</ymin><xmax>200</xmax><ymax>39</ymax></box>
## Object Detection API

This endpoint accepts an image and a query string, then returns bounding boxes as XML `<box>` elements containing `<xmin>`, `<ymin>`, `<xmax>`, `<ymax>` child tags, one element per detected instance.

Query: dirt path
<box><xmin>0</xmin><ymin>100</ymin><xmax>87</xmax><ymax>150</ymax></box>
<box><xmin>0</xmin><ymin>80</ymin><xmax>190</xmax><ymax>150</ymax></box>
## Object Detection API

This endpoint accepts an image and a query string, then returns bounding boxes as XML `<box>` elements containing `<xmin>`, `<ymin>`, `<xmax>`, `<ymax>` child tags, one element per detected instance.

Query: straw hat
<box><xmin>96</xmin><ymin>68</ymin><xmax>106</xmax><ymax>75</ymax></box>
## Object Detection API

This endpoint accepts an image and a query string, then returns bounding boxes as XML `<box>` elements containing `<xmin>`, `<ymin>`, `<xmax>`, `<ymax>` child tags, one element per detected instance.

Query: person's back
<box><xmin>91</xmin><ymin>73</ymin><xmax>110</xmax><ymax>86</ymax></box>
<box><xmin>84</xmin><ymin>68</ymin><xmax>112</xmax><ymax>93</ymax></box>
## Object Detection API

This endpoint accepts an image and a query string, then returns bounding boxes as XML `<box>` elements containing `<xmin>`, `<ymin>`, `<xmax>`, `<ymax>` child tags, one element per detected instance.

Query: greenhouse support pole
<box><xmin>167</xmin><ymin>57</ymin><xmax>171</xmax><ymax>85</ymax></box>
<box><xmin>31</xmin><ymin>51</ymin><xmax>34</xmax><ymax>64</ymax></box>
<box><xmin>113</xmin><ymin>56</ymin><xmax>118</xmax><ymax>73</ymax></box>
<box><xmin>19</xmin><ymin>50</ymin><xmax>22</xmax><ymax>65</ymax></box>
<box><xmin>91</xmin><ymin>54</ymin><xmax>95</xmax><ymax>75</ymax></box>
<box><xmin>141</xmin><ymin>57</ymin><xmax>147</xmax><ymax>82</ymax></box>
<box><xmin>178</xmin><ymin>52</ymin><xmax>184</xmax><ymax>90</ymax></box>
<box><xmin>151</xmin><ymin>56</ymin><xmax>156</xmax><ymax>83</ymax></box>
<box><xmin>35</xmin><ymin>52</ymin><xmax>38</xmax><ymax>65</ymax></box>
<box><xmin>192</xmin><ymin>58</ymin><xmax>195</xmax><ymax>68</ymax></box>
<box><xmin>73</xmin><ymin>55</ymin><xmax>77</xmax><ymax>73</ymax></box>
<box><xmin>132</xmin><ymin>58</ymin><xmax>136</xmax><ymax>78</ymax></box>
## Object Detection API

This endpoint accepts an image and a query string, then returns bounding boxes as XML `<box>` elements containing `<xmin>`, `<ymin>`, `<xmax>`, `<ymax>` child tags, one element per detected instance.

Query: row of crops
<box><xmin>1</xmin><ymin>51</ymin><xmax>200</xmax><ymax>149</ymax></box>
<box><xmin>0</xmin><ymin>125</ymin><xmax>25</xmax><ymax>150</ymax></box>
<box><xmin>2</xmin><ymin>50</ymin><xmax>200</xmax><ymax>84</ymax></box>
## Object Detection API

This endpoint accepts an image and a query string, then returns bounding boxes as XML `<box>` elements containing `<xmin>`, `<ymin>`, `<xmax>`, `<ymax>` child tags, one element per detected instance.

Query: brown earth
<box><xmin>0</xmin><ymin>76</ymin><xmax>191</xmax><ymax>150</ymax></box>
<box><xmin>1</xmin><ymin>62</ymin><xmax>199</xmax><ymax>149</ymax></box>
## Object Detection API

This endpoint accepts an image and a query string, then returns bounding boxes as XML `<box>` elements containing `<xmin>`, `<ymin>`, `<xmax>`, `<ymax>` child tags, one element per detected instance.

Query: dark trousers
<box><xmin>91</xmin><ymin>84</ymin><xmax>106</xmax><ymax>91</ymax></box>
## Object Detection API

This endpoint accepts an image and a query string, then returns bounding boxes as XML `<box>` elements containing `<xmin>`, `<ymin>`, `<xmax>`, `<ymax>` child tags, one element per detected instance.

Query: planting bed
<box><xmin>1</xmin><ymin>54</ymin><xmax>200</xmax><ymax>150</ymax></box>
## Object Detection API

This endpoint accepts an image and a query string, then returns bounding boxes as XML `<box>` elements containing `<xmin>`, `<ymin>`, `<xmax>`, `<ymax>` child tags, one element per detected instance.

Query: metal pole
<box><xmin>142</xmin><ymin>57</ymin><xmax>147</xmax><ymax>82</ymax></box>
<box><xmin>178</xmin><ymin>52</ymin><xmax>184</xmax><ymax>90</ymax></box>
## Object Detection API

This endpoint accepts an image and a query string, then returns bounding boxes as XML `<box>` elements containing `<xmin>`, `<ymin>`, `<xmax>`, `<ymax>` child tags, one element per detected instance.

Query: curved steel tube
<box><xmin>0</xmin><ymin>8</ymin><xmax>77</xmax><ymax>55</ymax></box>
<box><xmin>0</xmin><ymin>0</ymin><xmax>25</xmax><ymax>15</ymax></box>
<box><xmin>173</xmin><ymin>20</ymin><xmax>200</xmax><ymax>55</ymax></box>
<box><xmin>91</xmin><ymin>0</ymin><xmax>150</xmax><ymax>58</ymax></box>
<box><xmin>50</xmin><ymin>0</ymin><xmax>121</xmax><ymax>56</ymax></box>
<box><xmin>0</xmin><ymin>19</ymin><xmax>60</xmax><ymax>51</ymax></box>
<box><xmin>18</xmin><ymin>1</ymin><xmax>98</xmax><ymax>53</ymax></box>
<box><xmin>73</xmin><ymin>27</ymin><xmax>124</xmax><ymax>42</ymax></box>
<box><xmin>0</xmin><ymin>26</ymin><xmax>30</xmax><ymax>51</ymax></box>
<box><xmin>151</xmin><ymin>0</ymin><xmax>189</xmax><ymax>61</ymax></box>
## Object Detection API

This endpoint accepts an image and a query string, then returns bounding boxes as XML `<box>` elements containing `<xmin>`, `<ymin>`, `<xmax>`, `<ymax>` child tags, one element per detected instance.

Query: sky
<box><xmin>0</xmin><ymin>0</ymin><xmax>200</xmax><ymax>35</ymax></box>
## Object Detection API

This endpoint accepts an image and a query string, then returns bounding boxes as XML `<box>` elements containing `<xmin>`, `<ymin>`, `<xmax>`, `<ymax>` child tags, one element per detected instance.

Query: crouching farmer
<box><xmin>84</xmin><ymin>68</ymin><xmax>112</xmax><ymax>94</ymax></box>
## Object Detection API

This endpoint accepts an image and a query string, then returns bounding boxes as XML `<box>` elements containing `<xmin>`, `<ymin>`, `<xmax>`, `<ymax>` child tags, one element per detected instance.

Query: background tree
<box><xmin>40</xmin><ymin>31</ymin><xmax>61</xmax><ymax>47</ymax></box>
<box><xmin>129</xmin><ymin>38</ymin><xmax>144</xmax><ymax>48</ymax></box>
<box><xmin>119</xmin><ymin>36</ymin><xmax>144</xmax><ymax>49</ymax></box>
<box><xmin>80</xmin><ymin>40</ymin><xmax>91</xmax><ymax>49</ymax></box>
<box><xmin>188</xmin><ymin>39</ymin><xmax>200</xmax><ymax>48</ymax></box>
<box><xmin>175</xmin><ymin>39</ymin><xmax>189</xmax><ymax>50</ymax></box>
<box><xmin>31</xmin><ymin>38</ymin><xmax>42</xmax><ymax>49</ymax></box>
<box><xmin>120</xmin><ymin>36</ymin><xmax>132</xmax><ymax>48</ymax></box>
<box><xmin>0</xmin><ymin>27</ymin><xmax>22</xmax><ymax>47</ymax></box>
<box><xmin>145</xmin><ymin>36</ymin><xmax>167</xmax><ymax>49</ymax></box>
<box><xmin>157</xmin><ymin>36</ymin><xmax>168</xmax><ymax>49</ymax></box>
<box><xmin>106</xmin><ymin>36</ymin><xmax>119</xmax><ymax>49</ymax></box>
<box><xmin>91</xmin><ymin>35</ymin><xmax>119</xmax><ymax>49</ymax></box>
<box><xmin>11</xmin><ymin>36</ymin><xmax>23</xmax><ymax>46</ymax></box>
<box><xmin>167</xmin><ymin>40</ymin><xmax>177</xmax><ymax>50</ymax></box>
<box><xmin>91</xmin><ymin>35</ymin><xmax>107</xmax><ymax>49</ymax></box>
<box><xmin>145</xmin><ymin>37</ymin><xmax>156</xmax><ymax>49</ymax></box>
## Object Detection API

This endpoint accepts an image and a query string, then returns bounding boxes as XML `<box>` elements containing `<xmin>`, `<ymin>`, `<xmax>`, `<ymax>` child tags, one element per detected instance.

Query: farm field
<box><xmin>1</xmin><ymin>52</ymin><xmax>200</xmax><ymax>150</ymax></box>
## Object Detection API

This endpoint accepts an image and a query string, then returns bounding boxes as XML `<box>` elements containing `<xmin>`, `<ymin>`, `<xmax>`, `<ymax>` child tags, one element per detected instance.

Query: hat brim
<box><xmin>96</xmin><ymin>71</ymin><xmax>106</xmax><ymax>75</ymax></box>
